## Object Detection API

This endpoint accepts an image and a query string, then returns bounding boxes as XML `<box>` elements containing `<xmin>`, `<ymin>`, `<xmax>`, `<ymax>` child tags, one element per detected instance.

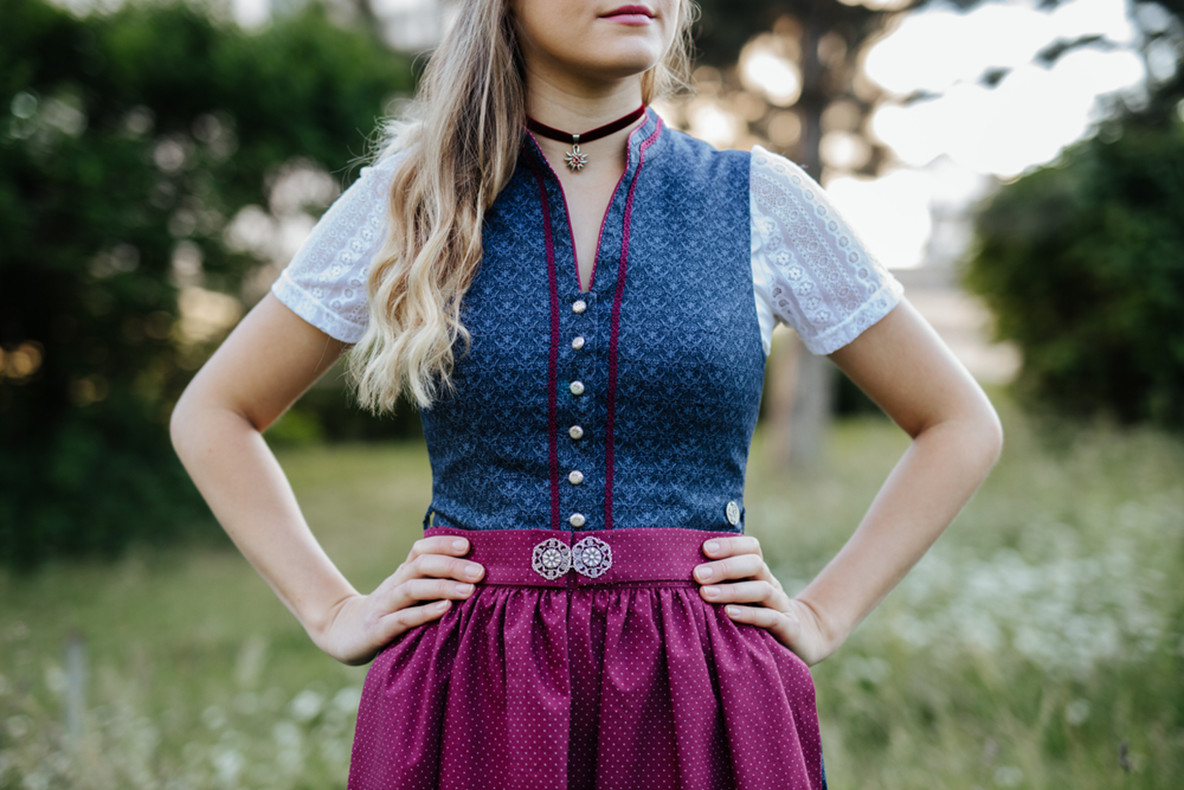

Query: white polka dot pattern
<box><xmin>347</xmin><ymin>583</ymin><xmax>824</xmax><ymax>789</ymax></box>
<box><xmin>749</xmin><ymin>144</ymin><xmax>905</xmax><ymax>356</ymax></box>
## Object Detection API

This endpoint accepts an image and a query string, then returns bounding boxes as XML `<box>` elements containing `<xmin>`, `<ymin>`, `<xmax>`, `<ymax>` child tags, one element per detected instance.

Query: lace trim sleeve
<box><xmin>269</xmin><ymin>154</ymin><xmax>402</xmax><ymax>344</ymax></box>
<box><xmin>750</xmin><ymin>145</ymin><xmax>904</xmax><ymax>356</ymax></box>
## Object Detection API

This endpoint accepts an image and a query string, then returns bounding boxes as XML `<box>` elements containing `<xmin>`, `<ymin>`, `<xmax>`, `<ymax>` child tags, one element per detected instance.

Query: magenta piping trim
<box><xmin>524</xmin><ymin>129</ymin><xmax>586</xmax><ymax>293</ymax></box>
<box><xmin>525</xmin><ymin>122</ymin><xmax>648</xmax><ymax>293</ymax></box>
<box><xmin>603</xmin><ymin>119</ymin><xmax>663</xmax><ymax>531</ymax></box>
<box><xmin>587</xmin><ymin>149</ymin><xmax>635</xmax><ymax>292</ymax></box>
<box><xmin>525</xmin><ymin>153</ymin><xmax>562</xmax><ymax>532</ymax></box>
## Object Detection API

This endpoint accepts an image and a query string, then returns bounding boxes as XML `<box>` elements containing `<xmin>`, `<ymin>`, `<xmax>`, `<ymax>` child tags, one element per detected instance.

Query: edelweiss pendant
<box><xmin>563</xmin><ymin>135</ymin><xmax>588</xmax><ymax>172</ymax></box>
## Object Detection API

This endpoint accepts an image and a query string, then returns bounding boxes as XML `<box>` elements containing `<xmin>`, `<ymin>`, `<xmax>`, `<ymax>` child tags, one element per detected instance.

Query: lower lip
<box><xmin>603</xmin><ymin>13</ymin><xmax>653</xmax><ymax>25</ymax></box>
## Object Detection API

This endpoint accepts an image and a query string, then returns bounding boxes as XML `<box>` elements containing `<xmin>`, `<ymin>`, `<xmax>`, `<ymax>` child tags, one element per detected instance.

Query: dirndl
<box><xmin>348</xmin><ymin>526</ymin><xmax>826</xmax><ymax>790</ymax></box>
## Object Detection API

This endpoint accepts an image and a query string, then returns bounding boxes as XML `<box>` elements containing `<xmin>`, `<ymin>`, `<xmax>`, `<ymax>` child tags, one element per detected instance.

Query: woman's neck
<box><xmin>525</xmin><ymin>78</ymin><xmax>648</xmax><ymax>174</ymax></box>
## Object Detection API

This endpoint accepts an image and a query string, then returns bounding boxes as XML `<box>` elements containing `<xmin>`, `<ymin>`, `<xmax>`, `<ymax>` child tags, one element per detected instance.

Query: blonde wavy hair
<box><xmin>348</xmin><ymin>0</ymin><xmax>697</xmax><ymax>413</ymax></box>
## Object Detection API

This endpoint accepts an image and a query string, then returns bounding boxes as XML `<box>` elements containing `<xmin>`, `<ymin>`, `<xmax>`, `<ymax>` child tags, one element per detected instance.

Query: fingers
<box><xmin>379</xmin><ymin>542</ymin><xmax>485</xmax><ymax>610</ymax></box>
<box><xmin>376</xmin><ymin>598</ymin><xmax>456</xmax><ymax>642</ymax></box>
<box><xmin>381</xmin><ymin>575</ymin><xmax>477</xmax><ymax>614</ymax></box>
<box><xmin>701</xmin><ymin>535</ymin><xmax>763</xmax><ymax>560</ymax></box>
<box><xmin>389</xmin><ymin>537</ymin><xmax>485</xmax><ymax>588</ymax></box>
<box><xmin>698</xmin><ymin>579</ymin><xmax>789</xmax><ymax>611</ymax></box>
<box><xmin>406</xmin><ymin>534</ymin><xmax>474</xmax><ymax>562</ymax></box>
<box><xmin>722</xmin><ymin>602</ymin><xmax>799</xmax><ymax>634</ymax></box>
<box><xmin>694</xmin><ymin>554</ymin><xmax>780</xmax><ymax>589</ymax></box>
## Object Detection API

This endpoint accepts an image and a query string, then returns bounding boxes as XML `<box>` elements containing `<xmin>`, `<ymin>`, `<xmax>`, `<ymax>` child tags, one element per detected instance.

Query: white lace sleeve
<box><xmin>750</xmin><ymin>144</ymin><xmax>904</xmax><ymax>355</ymax></box>
<box><xmin>269</xmin><ymin>154</ymin><xmax>401</xmax><ymax>343</ymax></box>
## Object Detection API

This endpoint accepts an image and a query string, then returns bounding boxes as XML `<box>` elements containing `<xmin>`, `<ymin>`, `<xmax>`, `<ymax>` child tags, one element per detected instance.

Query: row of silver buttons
<box><xmin>567</xmin><ymin>297</ymin><xmax>740</xmax><ymax>532</ymax></box>
<box><xmin>569</xmin><ymin>298</ymin><xmax>588</xmax><ymax>528</ymax></box>
<box><xmin>532</xmin><ymin>535</ymin><xmax>612</xmax><ymax>580</ymax></box>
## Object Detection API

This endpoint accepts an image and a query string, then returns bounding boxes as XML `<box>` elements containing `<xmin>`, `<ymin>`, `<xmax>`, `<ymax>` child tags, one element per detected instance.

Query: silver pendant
<box><xmin>564</xmin><ymin>134</ymin><xmax>587</xmax><ymax>172</ymax></box>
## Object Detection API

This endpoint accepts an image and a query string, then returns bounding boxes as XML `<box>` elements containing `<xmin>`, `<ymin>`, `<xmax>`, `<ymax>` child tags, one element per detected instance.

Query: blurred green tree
<box><xmin>0</xmin><ymin>0</ymin><xmax>412</xmax><ymax>567</ymax></box>
<box><xmin>690</xmin><ymin>0</ymin><xmax>1184</xmax><ymax>455</ymax></box>
<box><xmin>964</xmin><ymin>121</ymin><xmax>1184</xmax><ymax>430</ymax></box>
<box><xmin>963</xmin><ymin>0</ymin><xmax>1184</xmax><ymax>430</ymax></box>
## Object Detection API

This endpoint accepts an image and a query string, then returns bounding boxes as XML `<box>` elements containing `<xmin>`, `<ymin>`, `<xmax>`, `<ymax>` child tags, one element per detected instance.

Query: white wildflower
<box><xmin>201</xmin><ymin>705</ymin><xmax>227</xmax><ymax>731</ymax></box>
<box><xmin>993</xmin><ymin>765</ymin><xmax>1023</xmax><ymax>787</ymax></box>
<box><xmin>332</xmin><ymin>686</ymin><xmax>362</xmax><ymax>715</ymax></box>
<box><xmin>290</xmin><ymin>689</ymin><xmax>324</xmax><ymax>723</ymax></box>
<box><xmin>22</xmin><ymin>768</ymin><xmax>51</xmax><ymax>790</ymax></box>
<box><xmin>5</xmin><ymin>715</ymin><xmax>29</xmax><ymax>740</ymax></box>
<box><xmin>1065</xmin><ymin>698</ymin><xmax>1090</xmax><ymax>726</ymax></box>
<box><xmin>43</xmin><ymin>665</ymin><xmax>66</xmax><ymax>697</ymax></box>
<box><xmin>212</xmin><ymin>746</ymin><xmax>244</xmax><ymax>785</ymax></box>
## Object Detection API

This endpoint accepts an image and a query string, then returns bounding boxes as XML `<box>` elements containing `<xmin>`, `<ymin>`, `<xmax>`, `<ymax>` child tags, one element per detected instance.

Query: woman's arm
<box><xmin>170</xmin><ymin>293</ymin><xmax>482</xmax><ymax>665</ymax></box>
<box><xmin>695</xmin><ymin>298</ymin><xmax>1003</xmax><ymax>664</ymax></box>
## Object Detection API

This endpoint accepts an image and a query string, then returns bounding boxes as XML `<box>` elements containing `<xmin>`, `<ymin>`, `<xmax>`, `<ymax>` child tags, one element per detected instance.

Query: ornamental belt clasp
<box><xmin>531</xmin><ymin>536</ymin><xmax>612</xmax><ymax>580</ymax></box>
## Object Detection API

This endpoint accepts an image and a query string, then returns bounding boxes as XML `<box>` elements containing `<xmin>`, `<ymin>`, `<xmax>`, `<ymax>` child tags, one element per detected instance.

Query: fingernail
<box><xmin>704</xmin><ymin>541</ymin><xmax>720</xmax><ymax>554</ymax></box>
<box><xmin>725</xmin><ymin>605</ymin><xmax>740</xmax><ymax>616</ymax></box>
<box><xmin>465</xmin><ymin>564</ymin><xmax>483</xmax><ymax>579</ymax></box>
<box><xmin>696</xmin><ymin>566</ymin><xmax>713</xmax><ymax>581</ymax></box>
<box><xmin>702</xmin><ymin>586</ymin><xmax>720</xmax><ymax>598</ymax></box>
<box><xmin>436</xmin><ymin>600</ymin><xmax>451</xmax><ymax>610</ymax></box>
<box><xmin>454</xmin><ymin>583</ymin><xmax>474</xmax><ymax>595</ymax></box>
<box><xmin>452</xmin><ymin>539</ymin><xmax>468</xmax><ymax>551</ymax></box>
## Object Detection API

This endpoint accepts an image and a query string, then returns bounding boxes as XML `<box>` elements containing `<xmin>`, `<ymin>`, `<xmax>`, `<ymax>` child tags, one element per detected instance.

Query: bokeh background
<box><xmin>2</xmin><ymin>0</ymin><xmax>1182</xmax><ymax>787</ymax></box>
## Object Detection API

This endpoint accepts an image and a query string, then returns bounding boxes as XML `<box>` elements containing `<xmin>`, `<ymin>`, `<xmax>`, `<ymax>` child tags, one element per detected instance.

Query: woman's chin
<box><xmin>572</xmin><ymin>48</ymin><xmax>665</xmax><ymax>83</ymax></box>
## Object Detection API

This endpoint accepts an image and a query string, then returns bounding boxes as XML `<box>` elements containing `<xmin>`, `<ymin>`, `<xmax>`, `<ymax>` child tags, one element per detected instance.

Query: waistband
<box><xmin>424</xmin><ymin>526</ymin><xmax>731</xmax><ymax>588</ymax></box>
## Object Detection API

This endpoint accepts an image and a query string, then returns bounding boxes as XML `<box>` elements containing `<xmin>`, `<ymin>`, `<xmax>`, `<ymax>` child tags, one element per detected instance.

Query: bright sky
<box><xmin>818</xmin><ymin>0</ymin><xmax>1148</xmax><ymax>267</ymax></box>
<box><xmin>865</xmin><ymin>0</ymin><xmax>1144</xmax><ymax>176</ymax></box>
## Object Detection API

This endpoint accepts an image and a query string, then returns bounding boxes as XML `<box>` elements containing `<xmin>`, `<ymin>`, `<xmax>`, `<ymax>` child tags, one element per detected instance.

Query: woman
<box><xmin>170</xmin><ymin>0</ymin><xmax>1003</xmax><ymax>787</ymax></box>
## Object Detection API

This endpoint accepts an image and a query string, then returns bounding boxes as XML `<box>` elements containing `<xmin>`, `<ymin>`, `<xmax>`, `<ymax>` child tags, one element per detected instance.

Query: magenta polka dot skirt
<box><xmin>348</xmin><ymin>526</ymin><xmax>825</xmax><ymax>789</ymax></box>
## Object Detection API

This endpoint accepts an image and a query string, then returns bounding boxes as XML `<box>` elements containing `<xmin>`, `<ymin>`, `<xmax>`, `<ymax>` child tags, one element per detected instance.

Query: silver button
<box><xmin>572</xmin><ymin>300</ymin><xmax>587</xmax><ymax>314</ymax></box>
<box><xmin>569</xmin><ymin>425</ymin><xmax>584</xmax><ymax>440</ymax></box>
<box><xmin>725</xmin><ymin>500</ymin><xmax>741</xmax><ymax>526</ymax></box>
<box><xmin>568</xmin><ymin>470</ymin><xmax>584</xmax><ymax>485</ymax></box>
<box><xmin>570</xmin><ymin>381</ymin><xmax>585</xmax><ymax>396</ymax></box>
<box><xmin>569</xmin><ymin>512</ymin><xmax>587</xmax><ymax>528</ymax></box>
<box><xmin>571</xmin><ymin>336</ymin><xmax>586</xmax><ymax>350</ymax></box>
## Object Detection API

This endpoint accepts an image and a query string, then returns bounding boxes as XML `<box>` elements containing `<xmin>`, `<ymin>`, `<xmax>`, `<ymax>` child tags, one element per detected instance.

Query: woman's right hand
<box><xmin>314</xmin><ymin>535</ymin><xmax>485</xmax><ymax>666</ymax></box>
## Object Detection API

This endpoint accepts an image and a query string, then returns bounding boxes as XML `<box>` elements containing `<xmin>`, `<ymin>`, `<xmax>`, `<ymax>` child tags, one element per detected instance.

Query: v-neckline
<box><xmin>522</xmin><ymin>108</ymin><xmax>663</xmax><ymax>295</ymax></box>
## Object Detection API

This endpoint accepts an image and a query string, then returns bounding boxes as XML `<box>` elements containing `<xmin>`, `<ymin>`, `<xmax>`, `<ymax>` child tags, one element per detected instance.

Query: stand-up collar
<box><xmin>521</xmin><ymin>106</ymin><xmax>665</xmax><ymax>177</ymax></box>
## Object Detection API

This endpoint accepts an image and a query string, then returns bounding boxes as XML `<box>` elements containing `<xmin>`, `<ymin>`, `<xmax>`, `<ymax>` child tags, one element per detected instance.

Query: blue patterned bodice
<box><xmin>420</xmin><ymin>109</ymin><xmax>763</xmax><ymax>534</ymax></box>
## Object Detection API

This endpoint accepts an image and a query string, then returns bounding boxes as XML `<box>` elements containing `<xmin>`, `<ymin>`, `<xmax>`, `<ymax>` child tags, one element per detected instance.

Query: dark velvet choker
<box><xmin>525</xmin><ymin>105</ymin><xmax>647</xmax><ymax>172</ymax></box>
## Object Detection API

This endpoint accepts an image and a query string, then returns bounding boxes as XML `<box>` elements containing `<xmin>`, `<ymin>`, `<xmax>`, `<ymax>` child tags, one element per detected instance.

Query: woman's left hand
<box><xmin>695</xmin><ymin>537</ymin><xmax>834</xmax><ymax>666</ymax></box>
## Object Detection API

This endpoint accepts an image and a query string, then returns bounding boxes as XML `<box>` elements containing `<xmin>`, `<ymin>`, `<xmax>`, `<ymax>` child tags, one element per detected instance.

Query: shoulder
<box><xmin>348</xmin><ymin>147</ymin><xmax>406</xmax><ymax>190</ymax></box>
<box><xmin>748</xmin><ymin>144</ymin><xmax>823</xmax><ymax>202</ymax></box>
<box><xmin>268</xmin><ymin>150</ymin><xmax>409</xmax><ymax>344</ymax></box>
<box><xmin>651</xmin><ymin>123</ymin><xmax>751</xmax><ymax>188</ymax></box>
<box><xmin>657</xmin><ymin>123</ymin><xmax>749</xmax><ymax>164</ymax></box>
<box><xmin>746</xmin><ymin>143</ymin><xmax>905</xmax><ymax>356</ymax></box>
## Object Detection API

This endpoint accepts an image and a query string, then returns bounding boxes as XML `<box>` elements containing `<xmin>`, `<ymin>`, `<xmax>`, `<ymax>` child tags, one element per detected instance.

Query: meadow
<box><xmin>2</xmin><ymin>392</ymin><xmax>1181</xmax><ymax>789</ymax></box>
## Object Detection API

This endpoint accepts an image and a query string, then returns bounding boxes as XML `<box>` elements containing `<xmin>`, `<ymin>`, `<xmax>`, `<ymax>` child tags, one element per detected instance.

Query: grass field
<box><xmin>2</xmin><ymin>393</ymin><xmax>1181</xmax><ymax>788</ymax></box>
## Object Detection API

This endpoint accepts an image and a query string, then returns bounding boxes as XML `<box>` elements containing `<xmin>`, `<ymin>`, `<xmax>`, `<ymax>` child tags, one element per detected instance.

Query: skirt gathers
<box><xmin>348</xmin><ymin>526</ymin><xmax>826</xmax><ymax>790</ymax></box>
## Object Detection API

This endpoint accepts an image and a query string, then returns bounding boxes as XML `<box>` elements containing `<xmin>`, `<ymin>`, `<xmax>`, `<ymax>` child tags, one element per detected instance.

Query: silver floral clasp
<box><xmin>531</xmin><ymin>536</ymin><xmax>613</xmax><ymax>580</ymax></box>
<box><xmin>531</xmin><ymin>538</ymin><xmax>572</xmax><ymax>580</ymax></box>
<box><xmin>572</xmin><ymin>536</ymin><xmax>612</xmax><ymax>578</ymax></box>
